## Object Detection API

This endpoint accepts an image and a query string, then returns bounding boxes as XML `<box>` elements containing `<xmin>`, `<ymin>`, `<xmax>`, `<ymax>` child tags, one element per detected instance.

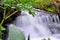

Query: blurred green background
<box><xmin>33</xmin><ymin>0</ymin><xmax>57</xmax><ymax>13</ymax></box>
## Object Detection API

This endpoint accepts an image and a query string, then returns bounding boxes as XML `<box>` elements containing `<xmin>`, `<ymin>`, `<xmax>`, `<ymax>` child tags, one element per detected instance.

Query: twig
<box><xmin>0</xmin><ymin>9</ymin><xmax>6</xmax><ymax>39</ymax></box>
<box><xmin>5</xmin><ymin>10</ymin><xmax>18</xmax><ymax>20</ymax></box>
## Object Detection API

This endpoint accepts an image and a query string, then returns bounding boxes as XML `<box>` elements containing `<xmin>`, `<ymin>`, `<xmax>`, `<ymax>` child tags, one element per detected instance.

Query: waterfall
<box><xmin>12</xmin><ymin>9</ymin><xmax>60</xmax><ymax>40</ymax></box>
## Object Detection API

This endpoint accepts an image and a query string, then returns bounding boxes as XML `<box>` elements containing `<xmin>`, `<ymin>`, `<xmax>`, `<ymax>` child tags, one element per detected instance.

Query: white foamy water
<box><xmin>12</xmin><ymin>9</ymin><xmax>60</xmax><ymax>40</ymax></box>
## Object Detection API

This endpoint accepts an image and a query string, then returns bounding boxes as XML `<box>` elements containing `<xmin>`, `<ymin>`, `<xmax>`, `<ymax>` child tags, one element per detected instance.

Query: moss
<box><xmin>33</xmin><ymin>0</ymin><xmax>58</xmax><ymax>13</ymax></box>
<box><xmin>47</xmin><ymin>7</ymin><xmax>56</xmax><ymax>12</ymax></box>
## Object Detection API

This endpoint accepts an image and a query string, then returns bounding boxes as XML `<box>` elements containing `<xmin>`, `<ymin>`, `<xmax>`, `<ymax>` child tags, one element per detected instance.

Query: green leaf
<box><xmin>31</xmin><ymin>12</ymin><xmax>35</xmax><ymax>17</ymax></box>
<box><xmin>11</xmin><ymin>7</ymin><xmax>16</xmax><ymax>9</ymax></box>
<box><xmin>9</xmin><ymin>24</ymin><xmax>25</xmax><ymax>40</ymax></box>
<box><xmin>42</xmin><ymin>38</ymin><xmax>46</xmax><ymax>40</ymax></box>
<box><xmin>48</xmin><ymin>38</ymin><xmax>51</xmax><ymax>40</ymax></box>
<box><xmin>0</xmin><ymin>26</ymin><xmax>6</xmax><ymax>31</ymax></box>
<box><xmin>28</xmin><ymin>34</ymin><xmax>30</xmax><ymax>40</ymax></box>
<box><xmin>0</xmin><ymin>39</ymin><xmax>2</xmax><ymax>40</ymax></box>
<box><xmin>29</xmin><ymin>10</ymin><xmax>35</xmax><ymax>17</ymax></box>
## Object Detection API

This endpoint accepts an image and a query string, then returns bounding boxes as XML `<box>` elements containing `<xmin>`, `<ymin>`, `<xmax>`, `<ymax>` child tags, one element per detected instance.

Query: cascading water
<box><xmin>12</xmin><ymin>9</ymin><xmax>60</xmax><ymax>40</ymax></box>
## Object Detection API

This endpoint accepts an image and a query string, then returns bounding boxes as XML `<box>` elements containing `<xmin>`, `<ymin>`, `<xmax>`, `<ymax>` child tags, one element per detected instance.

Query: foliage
<box><xmin>1</xmin><ymin>26</ymin><xmax>5</xmax><ymax>31</ymax></box>
<box><xmin>48</xmin><ymin>38</ymin><xmax>51</xmax><ymax>40</ymax></box>
<box><xmin>0</xmin><ymin>39</ymin><xmax>2</xmax><ymax>40</ymax></box>
<box><xmin>42</xmin><ymin>38</ymin><xmax>46</xmax><ymax>40</ymax></box>
<box><xmin>0</xmin><ymin>0</ymin><xmax>35</xmax><ymax>14</ymax></box>
<box><xmin>33</xmin><ymin>0</ymin><xmax>57</xmax><ymax>13</ymax></box>
<box><xmin>0</xmin><ymin>0</ymin><xmax>35</xmax><ymax>40</ymax></box>
<box><xmin>42</xmin><ymin>38</ymin><xmax>51</xmax><ymax>40</ymax></box>
<box><xmin>9</xmin><ymin>24</ymin><xmax>25</xmax><ymax>40</ymax></box>
<box><xmin>28</xmin><ymin>34</ymin><xmax>30</xmax><ymax>40</ymax></box>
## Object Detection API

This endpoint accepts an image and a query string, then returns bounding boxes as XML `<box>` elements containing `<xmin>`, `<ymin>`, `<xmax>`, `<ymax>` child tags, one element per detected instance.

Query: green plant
<box><xmin>28</xmin><ymin>34</ymin><xmax>30</xmax><ymax>40</ymax></box>
<box><xmin>9</xmin><ymin>24</ymin><xmax>25</xmax><ymax>40</ymax></box>
<box><xmin>42</xmin><ymin>38</ymin><xmax>51</xmax><ymax>40</ymax></box>
<box><xmin>33</xmin><ymin>0</ymin><xmax>57</xmax><ymax>13</ymax></box>
<box><xmin>0</xmin><ymin>0</ymin><xmax>35</xmax><ymax>40</ymax></box>
<box><xmin>48</xmin><ymin>38</ymin><xmax>51</xmax><ymax>40</ymax></box>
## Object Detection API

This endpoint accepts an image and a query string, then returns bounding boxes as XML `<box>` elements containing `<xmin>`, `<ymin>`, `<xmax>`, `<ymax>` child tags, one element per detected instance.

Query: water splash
<box><xmin>13</xmin><ymin>9</ymin><xmax>60</xmax><ymax>40</ymax></box>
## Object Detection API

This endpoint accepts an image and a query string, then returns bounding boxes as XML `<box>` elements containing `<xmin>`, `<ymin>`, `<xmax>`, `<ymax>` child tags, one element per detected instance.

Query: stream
<box><xmin>10</xmin><ymin>9</ymin><xmax>60</xmax><ymax>40</ymax></box>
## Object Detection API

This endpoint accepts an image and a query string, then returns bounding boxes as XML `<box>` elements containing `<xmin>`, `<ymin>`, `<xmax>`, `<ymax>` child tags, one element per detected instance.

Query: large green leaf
<box><xmin>1</xmin><ymin>26</ymin><xmax>6</xmax><ymax>31</ymax></box>
<box><xmin>9</xmin><ymin>24</ymin><xmax>25</xmax><ymax>40</ymax></box>
<box><xmin>0</xmin><ymin>39</ymin><xmax>2</xmax><ymax>40</ymax></box>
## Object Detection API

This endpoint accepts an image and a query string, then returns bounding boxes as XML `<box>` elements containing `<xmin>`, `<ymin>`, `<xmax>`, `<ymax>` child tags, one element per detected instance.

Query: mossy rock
<box><xmin>33</xmin><ymin>0</ymin><xmax>57</xmax><ymax>13</ymax></box>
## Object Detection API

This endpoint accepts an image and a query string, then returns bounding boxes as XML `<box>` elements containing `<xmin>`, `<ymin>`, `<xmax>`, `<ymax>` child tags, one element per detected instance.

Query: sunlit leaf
<box><xmin>1</xmin><ymin>26</ymin><xmax>6</xmax><ymax>31</ymax></box>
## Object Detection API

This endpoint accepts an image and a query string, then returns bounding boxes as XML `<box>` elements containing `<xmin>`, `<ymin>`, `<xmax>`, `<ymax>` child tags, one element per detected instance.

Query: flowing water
<box><xmin>12</xmin><ymin>9</ymin><xmax>60</xmax><ymax>40</ymax></box>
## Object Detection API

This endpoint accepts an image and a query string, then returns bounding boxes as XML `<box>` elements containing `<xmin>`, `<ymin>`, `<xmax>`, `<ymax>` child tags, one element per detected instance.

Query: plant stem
<box><xmin>0</xmin><ymin>18</ymin><xmax>5</xmax><ymax>40</ymax></box>
<box><xmin>0</xmin><ymin>19</ymin><xmax>5</xmax><ymax>40</ymax></box>
<box><xmin>0</xmin><ymin>10</ymin><xmax>6</xmax><ymax>40</ymax></box>
<box><xmin>0</xmin><ymin>31</ymin><xmax>2</xmax><ymax>40</ymax></box>
<box><xmin>6</xmin><ymin>10</ymin><xmax>18</xmax><ymax>20</ymax></box>
<box><xmin>0</xmin><ymin>10</ymin><xmax>18</xmax><ymax>40</ymax></box>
